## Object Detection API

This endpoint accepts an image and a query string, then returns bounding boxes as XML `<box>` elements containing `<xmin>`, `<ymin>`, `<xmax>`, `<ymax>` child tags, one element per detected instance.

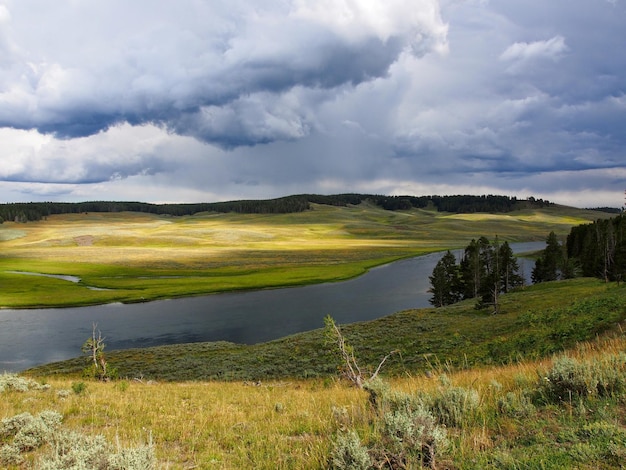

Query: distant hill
<box><xmin>0</xmin><ymin>193</ymin><xmax>553</xmax><ymax>223</ymax></box>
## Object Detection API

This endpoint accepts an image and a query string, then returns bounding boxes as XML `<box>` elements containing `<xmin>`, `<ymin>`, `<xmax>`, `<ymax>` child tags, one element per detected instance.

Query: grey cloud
<box><xmin>0</xmin><ymin>0</ymin><xmax>447</xmax><ymax>146</ymax></box>
<box><xmin>0</xmin><ymin>0</ymin><xmax>623</xmax><ymax>208</ymax></box>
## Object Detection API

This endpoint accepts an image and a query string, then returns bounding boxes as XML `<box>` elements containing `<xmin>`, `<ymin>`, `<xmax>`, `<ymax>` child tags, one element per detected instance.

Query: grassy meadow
<box><xmin>0</xmin><ymin>202</ymin><xmax>606</xmax><ymax>308</ymax></box>
<box><xmin>1</xmin><ymin>201</ymin><xmax>625</xmax><ymax>468</ymax></box>
<box><xmin>3</xmin><ymin>321</ymin><xmax>626</xmax><ymax>469</ymax></box>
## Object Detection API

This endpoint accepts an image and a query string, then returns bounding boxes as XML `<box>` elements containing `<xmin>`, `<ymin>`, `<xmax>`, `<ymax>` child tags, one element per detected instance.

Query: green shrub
<box><xmin>0</xmin><ymin>408</ymin><xmax>155</xmax><ymax>469</ymax></box>
<box><xmin>329</xmin><ymin>430</ymin><xmax>371</xmax><ymax>470</ymax></box>
<box><xmin>538</xmin><ymin>353</ymin><xmax>626</xmax><ymax>403</ymax></box>
<box><xmin>72</xmin><ymin>381</ymin><xmax>87</xmax><ymax>395</ymax></box>
<box><xmin>340</xmin><ymin>379</ymin><xmax>449</xmax><ymax>469</ymax></box>
<box><xmin>381</xmin><ymin>404</ymin><xmax>448</xmax><ymax>469</ymax></box>
<box><xmin>0</xmin><ymin>411</ymin><xmax>62</xmax><ymax>466</ymax></box>
<box><xmin>429</xmin><ymin>384</ymin><xmax>480</xmax><ymax>428</ymax></box>
<box><xmin>39</xmin><ymin>430</ymin><xmax>155</xmax><ymax>470</ymax></box>
<box><xmin>0</xmin><ymin>444</ymin><xmax>23</xmax><ymax>466</ymax></box>
<box><xmin>0</xmin><ymin>373</ymin><xmax>50</xmax><ymax>393</ymax></box>
<box><xmin>497</xmin><ymin>391</ymin><xmax>536</xmax><ymax>418</ymax></box>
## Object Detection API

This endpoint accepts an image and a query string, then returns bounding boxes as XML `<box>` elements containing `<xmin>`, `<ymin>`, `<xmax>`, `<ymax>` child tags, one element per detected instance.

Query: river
<box><xmin>0</xmin><ymin>242</ymin><xmax>543</xmax><ymax>372</ymax></box>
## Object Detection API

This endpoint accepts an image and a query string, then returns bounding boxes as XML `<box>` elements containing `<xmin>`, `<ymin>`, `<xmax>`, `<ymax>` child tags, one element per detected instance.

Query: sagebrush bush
<box><xmin>381</xmin><ymin>405</ymin><xmax>448</xmax><ymax>468</ymax></box>
<box><xmin>331</xmin><ymin>379</ymin><xmax>449</xmax><ymax>469</ymax></box>
<box><xmin>538</xmin><ymin>352</ymin><xmax>626</xmax><ymax>403</ymax></box>
<box><xmin>330</xmin><ymin>430</ymin><xmax>371</xmax><ymax>470</ymax></box>
<box><xmin>39</xmin><ymin>430</ymin><xmax>155</xmax><ymax>470</ymax></box>
<box><xmin>497</xmin><ymin>391</ymin><xmax>535</xmax><ymax>418</ymax></box>
<box><xmin>429</xmin><ymin>384</ymin><xmax>480</xmax><ymax>428</ymax></box>
<box><xmin>0</xmin><ymin>408</ymin><xmax>155</xmax><ymax>469</ymax></box>
<box><xmin>0</xmin><ymin>411</ymin><xmax>62</xmax><ymax>466</ymax></box>
<box><xmin>0</xmin><ymin>373</ymin><xmax>49</xmax><ymax>393</ymax></box>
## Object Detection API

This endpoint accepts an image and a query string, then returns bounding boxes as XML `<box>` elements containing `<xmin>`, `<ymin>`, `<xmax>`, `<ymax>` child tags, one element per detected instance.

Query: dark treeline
<box><xmin>585</xmin><ymin>207</ymin><xmax>623</xmax><ymax>214</ymax></box>
<box><xmin>428</xmin><ymin>237</ymin><xmax>524</xmax><ymax>313</ymax></box>
<box><xmin>566</xmin><ymin>214</ymin><xmax>626</xmax><ymax>282</ymax></box>
<box><xmin>0</xmin><ymin>193</ymin><xmax>552</xmax><ymax>223</ymax></box>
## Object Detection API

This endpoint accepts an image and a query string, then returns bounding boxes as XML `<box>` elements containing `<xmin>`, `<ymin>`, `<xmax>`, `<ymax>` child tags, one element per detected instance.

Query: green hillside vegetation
<box><xmin>3</xmin><ymin>196</ymin><xmax>625</xmax><ymax>468</ymax></box>
<box><xmin>0</xmin><ymin>199</ymin><xmax>607</xmax><ymax>308</ymax></box>
<box><xmin>28</xmin><ymin>278</ymin><xmax>626</xmax><ymax>381</ymax></box>
<box><xmin>3</xmin><ymin>278</ymin><xmax>625</xmax><ymax>469</ymax></box>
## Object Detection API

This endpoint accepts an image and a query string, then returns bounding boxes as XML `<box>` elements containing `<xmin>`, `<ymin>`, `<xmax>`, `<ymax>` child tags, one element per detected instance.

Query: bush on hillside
<box><xmin>0</xmin><ymin>373</ymin><xmax>50</xmax><ymax>393</ymax></box>
<box><xmin>537</xmin><ymin>352</ymin><xmax>626</xmax><ymax>403</ymax></box>
<box><xmin>0</xmin><ymin>380</ymin><xmax>156</xmax><ymax>469</ymax></box>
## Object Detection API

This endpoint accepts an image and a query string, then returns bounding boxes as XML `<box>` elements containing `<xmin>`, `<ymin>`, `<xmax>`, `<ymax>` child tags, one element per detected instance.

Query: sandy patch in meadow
<box><xmin>74</xmin><ymin>235</ymin><xmax>95</xmax><ymax>246</ymax></box>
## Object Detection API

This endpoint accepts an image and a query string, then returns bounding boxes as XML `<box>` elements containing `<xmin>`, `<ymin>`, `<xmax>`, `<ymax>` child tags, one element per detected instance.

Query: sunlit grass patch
<box><xmin>0</xmin><ymin>204</ymin><xmax>605</xmax><ymax>308</ymax></box>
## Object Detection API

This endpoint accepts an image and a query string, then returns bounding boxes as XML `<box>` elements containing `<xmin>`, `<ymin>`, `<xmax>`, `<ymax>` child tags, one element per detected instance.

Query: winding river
<box><xmin>0</xmin><ymin>242</ymin><xmax>543</xmax><ymax>372</ymax></box>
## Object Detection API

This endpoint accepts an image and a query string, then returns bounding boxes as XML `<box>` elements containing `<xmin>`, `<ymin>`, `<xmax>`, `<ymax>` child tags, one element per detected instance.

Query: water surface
<box><xmin>0</xmin><ymin>242</ymin><xmax>542</xmax><ymax>372</ymax></box>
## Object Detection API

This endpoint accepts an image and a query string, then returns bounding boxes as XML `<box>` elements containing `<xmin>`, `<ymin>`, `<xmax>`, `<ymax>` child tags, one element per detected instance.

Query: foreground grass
<box><xmin>5</xmin><ymin>278</ymin><xmax>626</xmax><ymax>468</ymax></box>
<box><xmin>4</xmin><ymin>334</ymin><xmax>625</xmax><ymax>468</ymax></box>
<box><xmin>0</xmin><ymin>203</ymin><xmax>605</xmax><ymax>308</ymax></box>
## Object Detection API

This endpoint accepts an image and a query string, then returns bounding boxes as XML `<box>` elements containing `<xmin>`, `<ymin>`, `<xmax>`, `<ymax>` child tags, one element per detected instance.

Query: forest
<box><xmin>566</xmin><ymin>214</ymin><xmax>626</xmax><ymax>282</ymax></box>
<box><xmin>0</xmin><ymin>193</ymin><xmax>553</xmax><ymax>223</ymax></box>
<box><xmin>429</xmin><ymin>213</ymin><xmax>626</xmax><ymax>310</ymax></box>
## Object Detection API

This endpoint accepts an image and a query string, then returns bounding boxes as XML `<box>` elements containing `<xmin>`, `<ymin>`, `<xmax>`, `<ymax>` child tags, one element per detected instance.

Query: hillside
<box><xmin>6</xmin><ymin>278</ymin><xmax>626</xmax><ymax>469</ymax></box>
<box><xmin>28</xmin><ymin>278</ymin><xmax>626</xmax><ymax>381</ymax></box>
<box><xmin>0</xmin><ymin>200</ymin><xmax>608</xmax><ymax>308</ymax></box>
<box><xmin>3</xmin><ymin>197</ymin><xmax>626</xmax><ymax>468</ymax></box>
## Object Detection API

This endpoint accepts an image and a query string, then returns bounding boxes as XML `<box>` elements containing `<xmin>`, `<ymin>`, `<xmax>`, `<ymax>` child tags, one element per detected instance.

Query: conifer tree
<box><xmin>428</xmin><ymin>251</ymin><xmax>461</xmax><ymax>307</ymax></box>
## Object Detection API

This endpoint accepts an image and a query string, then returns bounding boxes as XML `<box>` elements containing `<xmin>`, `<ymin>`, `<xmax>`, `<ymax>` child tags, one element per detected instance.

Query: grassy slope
<box><xmin>5</xmin><ymin>281</ymin><xmax>625</xmax><ymax>469</ymax></box>
<box><xmin>29</xmin><ymin>278</ymin><xmax>626</xmax><ymax>382</ymax></box>
<box><xmin>3</xmin><ymin>203</ymin><xmax>625</xmax><ymax>469</ymax></box>
<box><xmin>0</xmin><ymin>203</ymin><xmax>606</xmax><ymax>308</ymax></box>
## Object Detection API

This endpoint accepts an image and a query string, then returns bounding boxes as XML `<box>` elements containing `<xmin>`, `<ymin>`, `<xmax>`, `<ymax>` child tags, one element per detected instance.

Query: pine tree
<box><xmin>428</xmin><ymin>251</ymin><xmax>461</xmax><ymax>307</ymax></box>
<box><xmin>532</xmin><ymin>231</ymin><xmax>564</xmax><ymax>283</ymax></box>
<box><xmin>499</xmin><ymin>241</ymin><xmax>524</xmax><ymax>292</ymax></box>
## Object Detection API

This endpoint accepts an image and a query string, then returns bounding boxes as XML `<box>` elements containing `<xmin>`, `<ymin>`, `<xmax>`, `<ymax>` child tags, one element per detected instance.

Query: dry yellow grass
<box><xmin>3</xmin><ymin>333</ymin><xmax>625</xmax><ymax>468</ymax></box>
<box><xmin>1</xmin><ymin>378</ymin><xmax>368</xmax><ymax>469</ymax></box>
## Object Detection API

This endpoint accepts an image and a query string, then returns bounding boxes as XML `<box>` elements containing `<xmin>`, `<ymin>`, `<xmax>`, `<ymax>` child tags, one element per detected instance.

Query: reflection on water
<box><xmin>0</xmin><ymin>242</ymin><xmax>543</xmax><ymax>372</ymax></box>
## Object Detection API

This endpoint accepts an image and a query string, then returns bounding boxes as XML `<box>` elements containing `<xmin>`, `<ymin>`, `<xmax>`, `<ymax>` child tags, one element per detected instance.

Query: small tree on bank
<box><xmin>324</xmin><ymin>315</ymin><xmax>397</xmax><ymax>389</ymax></box>
<box><xmin>428</xmin><ymin>237</ymin><xmax>524</xmax><ymax>313</ymax></box>
<box><xmin>532</xmin><ymin>231</ymin><xmax>565</xmax><ymax>283</ymax></box>
<box><xmin>81</xmin><ymin>323</ymin><xmax>113</xmax><ymax>381</ymax></box>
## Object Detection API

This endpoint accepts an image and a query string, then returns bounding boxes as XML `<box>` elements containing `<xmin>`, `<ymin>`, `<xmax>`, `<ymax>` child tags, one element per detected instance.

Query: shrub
<box><xmin>0</xmin><ymin>411</ymin><xmax>62</xmax><ymax>466</ymax></box>
<box><xmin>72</xmin><ymin>381</ymin><xmax>87</xmax><ymax>395</ymax></box>
<box><xmin>538</xmin><ymin>353</ymin><xmax>626</xmax><ymax>403</ymax></box>
<box><xmin>0</xmin><ymin>373</ymin><xmax>49</xmax><ymax>393</ymax></box>
<box><xmin>329</xmin><ymin>430</ymin><xmax>371</xmax><ymax>470</ymax></box>
<box><xmin>340</xmin><ymin>380</ymin><xmax>449</xmax><ymax>469</ymax></box>
<box><xmin>429</xmin><ymin>384</ymin><xmax>480</xmax><ymax>428</ymax></box>
<box><xmin>0</xmin><ymin>444</ymin><xmax>23</xmax><ymax>466</ymax></box>
<box><xmin>497</xmin><ymin>391</ymin><xmax>536</xmax><ymax>418</ymax></box>
<box><xmin>0</xmin><ymin>409</ymin><xmax>155</xmax><ymax>469</ymax></box>
<box><xmin>380</xmin><ymin>405</ymin><xmax>448</xmax><ymax>469</ymax></box>
<box><xmin>39</xmin><ymin>430</ymin><xmax>155</xmax><ymax>470</ymax></box>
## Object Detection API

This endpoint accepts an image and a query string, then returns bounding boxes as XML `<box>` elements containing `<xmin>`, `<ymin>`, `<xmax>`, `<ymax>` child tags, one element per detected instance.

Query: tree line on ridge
<box><xmin>0</xmin><ymin>194</ymin><xmax>553</xmax><ymax>223</ymax></box>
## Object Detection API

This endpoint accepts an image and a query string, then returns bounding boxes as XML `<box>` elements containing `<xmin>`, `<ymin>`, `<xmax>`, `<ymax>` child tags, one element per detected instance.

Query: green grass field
<box><xmin>0</xmin><ymin>202</ymin><xmax>605</xmax><ymax>308</ymax></box>
<box><xmin>2</xmin><ymin>202</ymin><xmax>625</xmax><ymax>468</ymax></box>
<box><xmin>6</xmin><ymin>278</ymin><xmax>626</xmax><ymax>469</ymax></box>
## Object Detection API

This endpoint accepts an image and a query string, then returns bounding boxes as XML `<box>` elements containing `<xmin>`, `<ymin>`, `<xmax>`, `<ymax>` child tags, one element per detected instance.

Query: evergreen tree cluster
<box><xmin>0</xmin><ymin>194</ymin><xmax>552</xmax><ymax>224</ymax></box>
<box><xmin>428</xmin><ymin>237</ymin><xmax>523</xmax><ymax>312</ymax></box>
<box><xmin>566</xmin><ymin>215</ymin><xmax>626</xmax><ymax>282</ymax></box>
<box><xmin>531</xmin><ymin>231</ymin><xmax>571</xmax><ymax>283</ymax></box>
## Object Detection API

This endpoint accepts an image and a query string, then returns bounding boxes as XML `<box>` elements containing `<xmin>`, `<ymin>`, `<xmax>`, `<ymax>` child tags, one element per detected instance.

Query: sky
<box><xmin>0</xmin><ymin>0</ymin><xmax>624</xmax><ymax>208</ymax></box>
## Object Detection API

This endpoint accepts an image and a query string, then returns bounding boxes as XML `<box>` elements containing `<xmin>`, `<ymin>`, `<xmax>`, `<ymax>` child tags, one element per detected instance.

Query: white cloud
<box><xmin>501</xmin><ymin>36</ymin><xmax>568</xmax><ymax>62</ymax></box>
<box><xmin>0</xmin><ymin>0</ymin><xmax>448</xmax><ymax>145</ymax></box>
<box><xmin>0</xmin><ymin>0</ymin><xmax>624</xmax><ymax>208</ymax></box>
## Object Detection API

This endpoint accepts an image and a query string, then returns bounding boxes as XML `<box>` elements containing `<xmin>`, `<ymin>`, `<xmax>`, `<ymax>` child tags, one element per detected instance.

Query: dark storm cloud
<box><xmin>0</xmin><ymin>0</ymin><xmax>446</xmax><ymax>146</ymax></box>
<box><xmin>0</xmin><ymin>0</ymin><xmax>624</xmax><ymax>207</ymax></box>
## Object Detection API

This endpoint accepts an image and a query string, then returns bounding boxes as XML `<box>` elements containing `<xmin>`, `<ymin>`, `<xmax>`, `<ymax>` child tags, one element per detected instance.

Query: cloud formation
<box><xmin>0</xmin><ymin>0</ymin><xmax>624</xmax><ymax>208</ymax></box>
<box><xmin>0</xmin><ymin>0</ymin><xmax>446</xmax><ymax>144</ymax></box>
